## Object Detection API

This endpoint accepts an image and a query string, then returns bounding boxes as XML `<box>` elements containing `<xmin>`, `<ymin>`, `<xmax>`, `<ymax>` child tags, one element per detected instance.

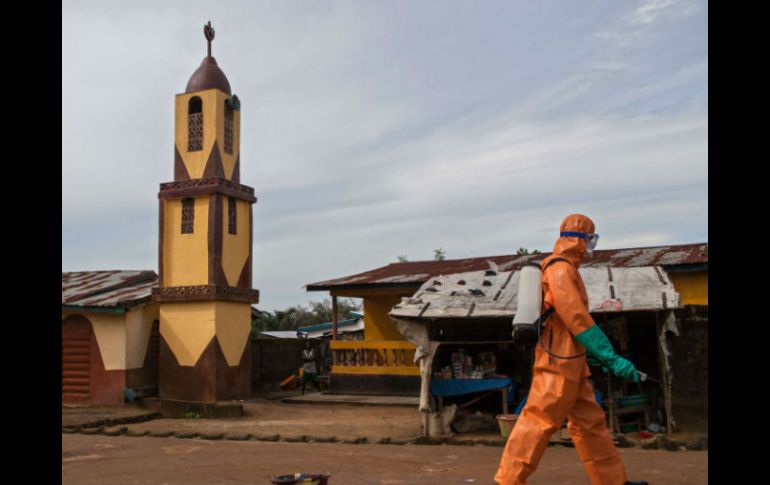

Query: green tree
<box><xmin>251</xmin><ymin>298</ymin><xmax>363</xmax><ymax>335</ymax></box>
<box><xmin>516</xmin><ymin>247</ymin><xmax>541</xmax><ymax>255</ymax></box>
<box><xmin>434</xmin><ymin>248</ymin><xmax>446</xmax><ymax>261</ymax></box>
<box><xmin>397</xmin><ymin>255</ymin><xmax>409</xmax><ymax>262</ymax></box>
<box><xmin>250</xmin><ymin>308</ymin><xmax>280</xmax><ymax>337</ymax></box>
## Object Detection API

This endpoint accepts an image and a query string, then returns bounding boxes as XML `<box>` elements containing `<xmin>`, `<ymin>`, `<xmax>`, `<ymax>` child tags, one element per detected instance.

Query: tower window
<box><xmin>228</xmin><ymin>197</ymin><xmax>237</xmax><ymax>235</ymax></box>
<box><xmin>187</xmin><ymin>97</ymin><xmax>203</xmax><ymax>152</ymax></box>
<box><xmin>224</xmin><ymin>101</ymin><xmax>234</xmax><ymax>154</ymax></box>
<box><xmin>181</xmin><ymin>198</ymin><xmax>195</xmax><ymax>234</ymax></box>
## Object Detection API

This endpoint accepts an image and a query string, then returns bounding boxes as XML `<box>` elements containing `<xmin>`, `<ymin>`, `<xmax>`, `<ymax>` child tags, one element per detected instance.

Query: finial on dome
<box><xmin>204</xmin><ymin>21</ymin><xmax>215</xmax><ymax>58</ymax></box>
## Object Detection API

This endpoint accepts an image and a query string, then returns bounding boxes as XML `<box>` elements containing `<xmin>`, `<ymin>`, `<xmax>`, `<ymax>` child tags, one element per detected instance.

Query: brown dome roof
<box><xmin>185</xmin><ymin>56</ymin><xmax>231</xmax><ymax>95</ymax></box>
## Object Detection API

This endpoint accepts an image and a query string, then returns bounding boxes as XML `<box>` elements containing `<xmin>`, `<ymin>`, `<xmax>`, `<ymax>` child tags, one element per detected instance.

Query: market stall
<box><xmin>390</xmin><ymin>263</ymin><xmax>682</xmax><ymax>437</ymax></box>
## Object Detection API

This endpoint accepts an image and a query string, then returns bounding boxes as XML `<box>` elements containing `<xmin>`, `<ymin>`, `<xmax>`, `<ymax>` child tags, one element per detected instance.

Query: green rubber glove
<box><xmin>575</xmin><ymin>325</ymin><xmax>639</xmax><ymax>383</ymax></box>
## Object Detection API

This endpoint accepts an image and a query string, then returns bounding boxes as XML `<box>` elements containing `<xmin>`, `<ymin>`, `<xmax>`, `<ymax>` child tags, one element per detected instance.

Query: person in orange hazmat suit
<box><xmin>494</xmin><ymin>214</ymin><xmax>648</xmax><ymax>485</ymax></box>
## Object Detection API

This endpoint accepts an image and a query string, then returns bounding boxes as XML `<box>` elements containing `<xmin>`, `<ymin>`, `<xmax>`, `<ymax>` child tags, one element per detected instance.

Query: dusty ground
<box><xmin>64</xmin><ymin>399</ymin><xmax>705</xmax><ymax>449</ymax></box>
<box><xmin>62</xmin><ymin>404</ymin><xmax>158</xmax><ymax>428</ymax></box>
<box><xmin>62</xmin><ymin>434</ymin><xmax>708</xmax><ymax>485</ymax></box>
<box><xmin>102</xmin><ymin>400</ymin><xmax>425</xmax><ymax>443</ymax></box>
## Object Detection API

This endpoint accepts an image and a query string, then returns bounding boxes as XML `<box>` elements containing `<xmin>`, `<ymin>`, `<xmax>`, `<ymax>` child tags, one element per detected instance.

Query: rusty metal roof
<box><xmin>306</xmin><ymin>243</ymin><xmax>707</xmax><ymax>291</ymax></box>
<box><xmin>62</xmin><ymin>270</ymin><xmax>158</xmax><ymax>308</ymax></box>
<box><xmin>390</xmin><ymin>266</ymin><xmax>681</xmax><ymax>320</ymax></box>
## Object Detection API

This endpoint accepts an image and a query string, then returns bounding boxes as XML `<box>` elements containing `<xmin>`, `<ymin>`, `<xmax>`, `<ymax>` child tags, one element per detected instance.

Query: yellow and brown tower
<box><xmin>153</xmin><ymin>22</ymin><xmax>258</xmax><ymax>403</ymax></box>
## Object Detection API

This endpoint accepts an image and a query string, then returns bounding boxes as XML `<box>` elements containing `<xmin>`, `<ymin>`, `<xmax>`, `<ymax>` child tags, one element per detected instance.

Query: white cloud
<box><xmin>632</xmin><ymin>0</ymin><xmax>680</xmax><ymax>25</ymax></box>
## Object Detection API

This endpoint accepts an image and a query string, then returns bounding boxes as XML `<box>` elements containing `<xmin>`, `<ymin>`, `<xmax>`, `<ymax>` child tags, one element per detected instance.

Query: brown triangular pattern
<box><xmin>203</xmin><ymin>141</ymin><xmax>225</xmax><ymax>178</ymax></box>
<box><xmin>230</xmin><ymin>154</ymin><xmax>240</xmax><ymax>183</ymax></box>
<box><xmin>214</xmin><ymin>336</ymin><xmax>251</xmax><ymax>400</ymax></box>
<box><xmin>237</xmin><ymin>256</ymin><xmax>251</xmax><ymax>288</ymax></box>
<box><xmin>158</xmin><ymin>331</ymin><xmax>249</xmax><ymax>402</ymax></box>
<box><xmin>174</xmin><ymin>147</ymin><xmax>191</xmax><ymax>181</ymax></box>
<box><xmin>159</xmin><ymin>335</ymin><xmax>217</xmax><ymax>402</ymax></box>
<box><xmin>215</xmin><ymin>260</ymin><xmax>229</xmax><ymax>287</ymax></box>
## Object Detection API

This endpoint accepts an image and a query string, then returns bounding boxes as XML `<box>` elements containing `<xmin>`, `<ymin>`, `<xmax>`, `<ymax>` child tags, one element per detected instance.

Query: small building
<box><xmin>260</xmin><ymin>330</ymin><xmax>305</xmax><ymax>339</ymax></box>
<box><xmin>389</xmin><ymin>264</ymin><xmax>690</xmax><ymax>435</ymax></box>
<box><xmin>62</xmin><ymin>271</ymin><xmax>161</xmax><ymax>405</ymax></box>
<box><xmin>255</xmin><ymin>312</ymin><xmax>364</xmax><ymax>340</ymax></box>
<box><xmin>297</xmin><ymin>313</ymin><xmax>365</xmax><ymax>340</ymax></box>
<box><xmin>305</xmin><ymin>242</ymin><xmax>707</xmax><ymax>420</ymax></box>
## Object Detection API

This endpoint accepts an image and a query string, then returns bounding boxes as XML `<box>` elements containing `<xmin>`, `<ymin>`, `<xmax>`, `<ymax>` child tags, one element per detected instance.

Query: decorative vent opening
<box><xmin>187</xmin><ymin>97</ymin><xmax>203</xmax><ymax>152</ymax></box>
<box><xmin>224</xmin><ymin>101</ymin><xmax>234</xmax><ymax>155</ymax></box>
<box><xmin>181</xmin><ymin>198</ymin><xmax>195</xmax><ymax>234</ymax></box>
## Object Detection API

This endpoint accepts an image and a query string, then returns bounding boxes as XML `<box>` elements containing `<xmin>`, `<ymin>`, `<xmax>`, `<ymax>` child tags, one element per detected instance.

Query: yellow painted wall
<box><xmin>160</xmin><ymin>302</ymin><xmax>216</xmax><ymax>366</ymax></box>
<box><xmin>214</xmin><ymin>90</ymin><xmax>240</xmax><ymax>180</ymax></box>
<box><xmin>62</xmin><ymin>311</ymin><xmax>126</xmax><ymax>371</ymax></box>
<box><xmin>328</xmin><ymin>288</ymin><xmax>415</xmax><ymax>342</ymax></box>
<box><xmin>175</xmin><ymin>89</ymin><xmax>240</xmax><ymax>181</ymax></box>
<box><xmin>214</xmin><ymin>302</ymin><xmax>251</xmax><ymax>366</ymax></box>
<box><xmin>160</xmin><ymin>301</ymin><xmax>251</xmax><ymax>367</ymax></box>
<box><xmin>163</xmin><ymin>197</ymin><xmax>209</xmax><ymax>286</ymax></box>
<box><xmin>332</xmin><ymin>366</ymin><xmax>420</xmax><ymax>376</ymax></box>
<box><xmin>668</xmin><ymin>271</ymin><xmax>708</xmax><ymax>306</ymax></box>
<box><xmin>221</xmin><ymin>199</ymin><xmax>250</xmax><ymax>286</ymax></box>
<box><xmin>63</xmin><ymin>304</ymin><xmax>159</xmax><ymax>371</ymax></box>
<box><xmin>363</xmin><ymin>295</ymin><xmax>408</xmax><ymax>341</ymax></box>
<box><xmin>125</xmin><ymin>303</ymin><xmax>160</xmax><ymax>370</ymax></box>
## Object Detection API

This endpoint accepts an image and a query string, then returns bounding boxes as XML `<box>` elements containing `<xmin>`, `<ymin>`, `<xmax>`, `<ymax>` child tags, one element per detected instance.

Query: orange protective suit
<box><xmin>495</xmin><ymin>214</ymin><xmax>627</xmax><ymax>485</ymax></box>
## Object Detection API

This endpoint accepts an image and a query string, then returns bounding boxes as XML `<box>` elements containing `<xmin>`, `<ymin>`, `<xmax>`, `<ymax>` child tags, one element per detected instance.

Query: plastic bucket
<box><xmin>496</xmin><ymin>414</ymin><xmax>519</xmax><ymax>438</ymax></box>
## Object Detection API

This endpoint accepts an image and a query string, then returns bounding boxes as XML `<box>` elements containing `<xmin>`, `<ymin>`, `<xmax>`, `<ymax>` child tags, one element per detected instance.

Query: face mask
<box><xmin>586</xmin><ymin>233</ymin><xmax>599</xmax><ymax>255</ymax></box>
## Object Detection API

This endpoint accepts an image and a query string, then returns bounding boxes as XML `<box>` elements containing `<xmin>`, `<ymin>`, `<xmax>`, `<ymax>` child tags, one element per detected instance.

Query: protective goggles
<box><xmin>560</xmin><ymin>231</ymin><xmax>599</xmax><ymax>250</ymax></box>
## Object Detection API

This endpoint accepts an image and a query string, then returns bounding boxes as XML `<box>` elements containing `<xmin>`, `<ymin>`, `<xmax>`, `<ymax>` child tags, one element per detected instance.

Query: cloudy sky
<box><xmin>62</xmin><ymin>0</ymin><xmax>708</xmax><ymax>312</ymax></box>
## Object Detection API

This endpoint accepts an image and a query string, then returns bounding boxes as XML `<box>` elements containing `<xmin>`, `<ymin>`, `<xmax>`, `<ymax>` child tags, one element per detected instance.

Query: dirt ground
<box><xmin>62</xmin><ymin>433</ymin><xmax>708</xmax><ymax>485</ymax></box>
<box><xmin>62</xmin><ymin>405</ymin><xmax>158</xmax><ymax>428</ymax></box>
<box><xmin>106</xmin><ymin>400</ymin><xmax>425</xmax><ymax>443</ymax></box>
<box><xmin>65</xmin><ymin>399</ymin><xmax>705</xmax><ymax>449</ymax></box>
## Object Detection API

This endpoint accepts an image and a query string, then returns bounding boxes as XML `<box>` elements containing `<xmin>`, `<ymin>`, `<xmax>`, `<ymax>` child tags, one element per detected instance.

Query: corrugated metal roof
<box><xmin>260</xmin><ymin>331</ymin><xmax>302</xmax><ymax>339</ymax></box>
<box><xmin>389</xmin><ymin>265</ymin><xmax>681</xmax><ymax>320</ymax></box>
<box><xmin>62</xmin><ymin>270</ymin><xmax>158</xmax><ymax>308</ymax></box>
<box><xmin>306</xmin><ymin>243</ymin><xmax>707</xmax><ymax>291</ymax></box>
<box><xmin>297</xmin><ymin>318</ymin><xmax>361</xmax><ymax>333</ymax></box>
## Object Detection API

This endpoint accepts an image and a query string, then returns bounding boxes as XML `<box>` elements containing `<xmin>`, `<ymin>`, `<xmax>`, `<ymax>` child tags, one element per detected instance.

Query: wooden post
<box><xmin>655</xmin><ymin>312</ymin><xmax>674</xmax><ymax>435</ymax></box>
<box><xmin>332</xmin><ymin>295</ymin><xmax>338</xmax><ymax>341</ymax></box>
<box><xmin>502</xmin><ymin>389</ymin><xmax>509</xmax><ymax>415</ymax></box>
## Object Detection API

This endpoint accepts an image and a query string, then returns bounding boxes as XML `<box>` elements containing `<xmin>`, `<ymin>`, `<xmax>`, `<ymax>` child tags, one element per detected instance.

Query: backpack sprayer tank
<box><xmin>512</xmin><ymin>263</ymin><xmax>543</xmax><ymax>341</ymax></box>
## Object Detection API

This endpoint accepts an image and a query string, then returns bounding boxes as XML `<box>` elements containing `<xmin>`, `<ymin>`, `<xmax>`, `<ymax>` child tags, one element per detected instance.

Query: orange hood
<box><xmin>551</xmin><ymin>214</ymin><xmax>596</xmax><ymax>268</ymax></box>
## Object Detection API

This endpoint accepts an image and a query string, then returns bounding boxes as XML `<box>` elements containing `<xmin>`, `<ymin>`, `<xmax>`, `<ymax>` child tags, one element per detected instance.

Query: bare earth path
<box><xmin>110</xmin><ymin>400</ymin><xmax>424</xmax><ymax>442</ymax></box>
<box><xmin>62</xmin><ymin>434</ymin><xmax>707</xmax><ymax>485</ymax></box>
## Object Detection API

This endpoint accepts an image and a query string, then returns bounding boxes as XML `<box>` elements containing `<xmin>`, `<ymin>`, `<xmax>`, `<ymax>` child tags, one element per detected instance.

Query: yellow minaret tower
<box><xmin>153</xmin><ymin>22</ymin><xmax>258</xmax><ymax>404</ymax></box>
